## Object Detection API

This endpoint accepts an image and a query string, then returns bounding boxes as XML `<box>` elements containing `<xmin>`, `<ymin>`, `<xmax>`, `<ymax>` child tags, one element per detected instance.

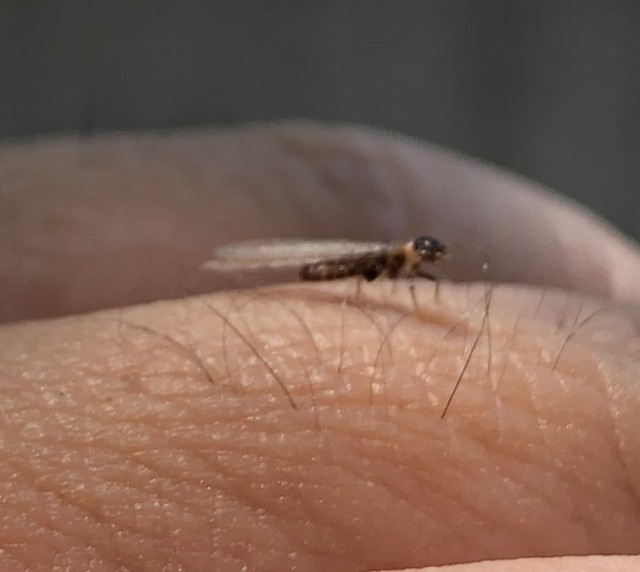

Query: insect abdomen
<box><xmin>300</xmin><ymin>253</ymin><xmax>387</xmax><ymax>282</ymax></box>
<box><xmin>299</xmin><ymin>261</ymin><xmax>358</xmax><ymax>281</ymax></box>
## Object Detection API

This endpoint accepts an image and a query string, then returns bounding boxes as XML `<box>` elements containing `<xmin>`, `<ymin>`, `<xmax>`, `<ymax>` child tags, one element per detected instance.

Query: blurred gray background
<box><xmin>1</xmin><ymin>1</ymin><xmax>638</xmax><ymax>241</ymax></box>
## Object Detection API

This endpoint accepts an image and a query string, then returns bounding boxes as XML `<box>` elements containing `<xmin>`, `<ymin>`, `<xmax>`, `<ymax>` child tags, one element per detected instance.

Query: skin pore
<box><xmin>0</xmin><ymin>124</ymin><xmax>639</xmax><ymax>571</ymax></box>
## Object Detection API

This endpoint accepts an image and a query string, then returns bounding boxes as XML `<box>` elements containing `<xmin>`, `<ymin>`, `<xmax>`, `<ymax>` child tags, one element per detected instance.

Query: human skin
<box><xmin>0</xmin><ymin>124</ymin><xmax>639</xmax><ymax>571</ymax></box>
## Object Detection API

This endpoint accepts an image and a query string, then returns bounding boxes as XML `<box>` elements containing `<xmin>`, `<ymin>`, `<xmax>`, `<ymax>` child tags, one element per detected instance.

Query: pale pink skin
<box><xmin>0</xmin><ymin>124</ymin><xmax>639</xmax><ymax>572</ymax></box>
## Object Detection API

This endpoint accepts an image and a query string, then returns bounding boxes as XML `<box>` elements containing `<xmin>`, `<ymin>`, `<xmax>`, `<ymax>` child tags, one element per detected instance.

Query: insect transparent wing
<box><xmin>201</xmin><ymin>239</ymin><xmax>390</xmax><ymax>272</ymax></box>
<box><xmin>201</xmin><ymin>256</ymin><xmax>308</xmax><ymax>271</ymax></box>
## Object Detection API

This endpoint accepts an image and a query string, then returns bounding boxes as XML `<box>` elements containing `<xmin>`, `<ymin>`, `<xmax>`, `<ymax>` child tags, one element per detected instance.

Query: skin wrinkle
<box><xmin>42</xmin><ymin>448</ymin><xmax>169</xmax><ymax>542</ymax></box>
<box><xmin>523</xmin><ymin>368</ymin><xmax>596</xmax><ymax>523</ymax></box>
<box><xmin>141</xmin><ymin>446</ymin><xmax>256</xmax><ymax>564</ymax></box>
<box><xmin>519</xmin><ymin>349</ymin><xmax>559</xmax><ymax>503</ymax></box>
<box><xmin>29</xmin><ymin>490</ymin><xmax>116</xmax><ymax>566</ymax></box>
<box><xmin>590</xmin><ymin>356</ymin><xmax>636</xmax><ymax>506</ymax></box>
<box><xmin>359</xmin><ymin>449</ymin><xmax>508</xmax><ymax>560</ymax></box>
<box><xmin>7</xmin><ymin>326</ymin><xmax>628</xmax><ymax>568</ymax></box>
<box><xmin>207</xmin><ymin>477</ymin><xmax>289</xmax><ymax>563</ymax></box>
<box><xmin>431</xmin><ymin>437</ymin><xmax>540</xmax><ymax>554</ymax></box>
<box><xmin>496</xmin><ymin>376</ymin><xmax>568</xmax><ymax>506</ymax></box>
<box><xmin>15</xmin><ymin>422</ymin><xmax>218</xmax><ymax>560</ymax></box>
<box><xmin>6</xmin><ymin>322</ymin><xmax>242</xmax><ymax>568</ymax></box>
<box><xmin>470</xmin><ymin>298</ymin><xmax>636</xmax><ymax>548</ymax></box>
<box><xmin>553</xmin><ymin>368</ymin><xmax>637</xmax><ymax>549</ymax></box>
<box><xmin>595</xmin><ymin>353</ymin><xmax>640</xmax><ymax>511</ymax></box>
<box><xmin>235</xmin><ymin>480</ymin><xmax>349</xmax><ymax>568</ymax></box>
<box><xmin>396</xmin><ymin>288</ymin><xmax>624</xmax><ymax>556</ymax></box>
<box><xmin>479</xmin><ymin>449</ymin><xmax>581</xmax><ymax>552</ymax></box>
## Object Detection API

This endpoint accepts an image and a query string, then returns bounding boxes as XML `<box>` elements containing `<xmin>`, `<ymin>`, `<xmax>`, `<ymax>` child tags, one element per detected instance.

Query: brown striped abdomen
<box><xmin>299</xmin><ymin>253</ymin><xmax>389</xmax><ymax>282</ymax></box>
<box><xmin>299</xmin><ymin>261</ymin><xmax>359</xmax><ymax>281</ymax></box>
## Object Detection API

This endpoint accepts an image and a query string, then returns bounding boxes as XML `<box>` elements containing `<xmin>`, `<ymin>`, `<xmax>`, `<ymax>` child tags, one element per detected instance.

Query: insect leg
<box><xmin>354</xmin><ymin>276</ymin><xmax>363</xmax><ymax>305</ymax></box>
<box><xmin>415</xmin><ymin>269</ymin><xmax>437</xmax><ymax>281</ymax></box>
<box><xmin>414</xmin><ymin>268</ymin><xmax>441</xmax><ymax>302</ymax></box>
<box><xmin>409</xmin><ymin>281</ymin><xmax>419</xmax><ymax>313</ymax></box>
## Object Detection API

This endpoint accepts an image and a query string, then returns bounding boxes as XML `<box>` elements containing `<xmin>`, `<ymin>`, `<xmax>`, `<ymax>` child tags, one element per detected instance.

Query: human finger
<box><xmin>395</xmin><ymin>554</ymin><xmax>640</xmax><ymax>571</ymax></box>
<box><xmin>1</xmin><ymin>280</ymin><xmax>638</xmax><ymax>570</ymax></box>
<box><xmin>2</xmin><ymin>124</ymin><xmax>639</xmax><ymax>323</ymax></box>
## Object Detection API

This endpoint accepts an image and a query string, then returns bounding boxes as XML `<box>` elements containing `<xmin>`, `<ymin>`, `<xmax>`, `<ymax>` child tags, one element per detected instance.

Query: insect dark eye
<box><xmin>413</xmin><ymin>236</ymin><xmax>447</xmax><ymax>260</ymax></box>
